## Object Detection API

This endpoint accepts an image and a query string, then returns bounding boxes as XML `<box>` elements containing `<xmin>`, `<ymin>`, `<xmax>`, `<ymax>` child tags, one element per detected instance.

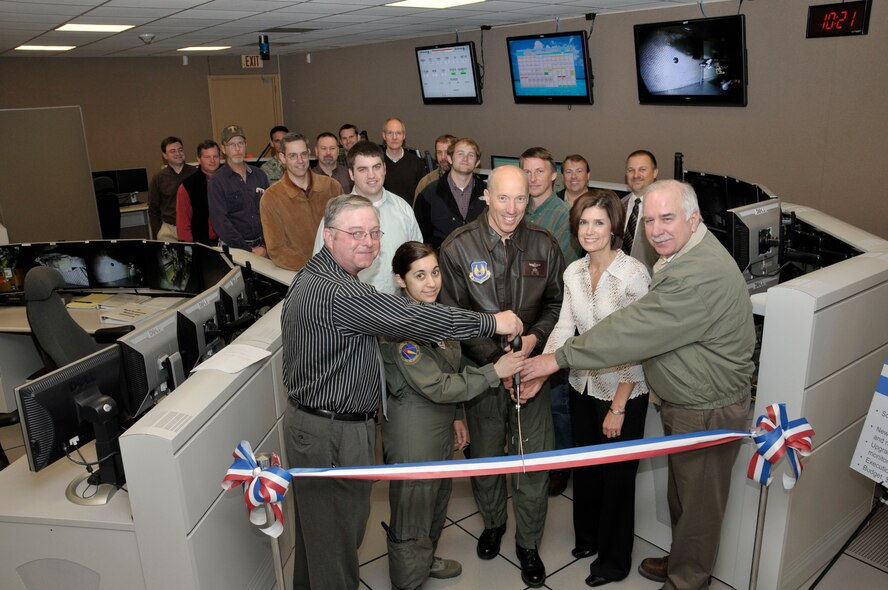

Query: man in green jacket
<box><xmin>522</xmin><ymin>179</ymin><xmax>755</xmax><ymax>590</ymax></box>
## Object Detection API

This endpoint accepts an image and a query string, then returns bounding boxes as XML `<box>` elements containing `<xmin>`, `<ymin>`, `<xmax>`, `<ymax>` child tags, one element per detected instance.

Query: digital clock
<box><xmin>807</xmin><ymin>1</ymin><xmax>871</xmax><ymax>38</ymax></box>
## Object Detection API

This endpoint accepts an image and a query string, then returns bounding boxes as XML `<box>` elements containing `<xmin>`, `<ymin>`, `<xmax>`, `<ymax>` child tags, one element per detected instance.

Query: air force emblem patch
<box><xmin>470</xmin><ymin>261</ymin><xmax>491</xmax><ymax>284</ymax></box>
<box><xmin>399</xmin><ymin>342</ymin><xmax>421</xmax><ymax>364</ymax></box>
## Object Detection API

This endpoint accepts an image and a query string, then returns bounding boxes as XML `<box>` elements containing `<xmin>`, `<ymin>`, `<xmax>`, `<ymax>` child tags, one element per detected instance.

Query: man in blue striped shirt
<box><xmin>281</xmin><ymin>194</ymin><xmax>523</xmax><ymax>590</ymax></box>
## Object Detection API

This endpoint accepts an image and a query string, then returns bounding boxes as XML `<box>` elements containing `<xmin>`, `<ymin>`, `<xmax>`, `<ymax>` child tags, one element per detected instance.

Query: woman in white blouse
<box><xmin>543</xmin><ymin>189</ymin><xmax>651</xmax><ymax>587</ymax></box>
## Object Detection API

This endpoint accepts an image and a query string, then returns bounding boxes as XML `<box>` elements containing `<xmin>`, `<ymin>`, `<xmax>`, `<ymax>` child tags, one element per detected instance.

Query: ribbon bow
<box><xmin>222</xmin><ymin>441</ymin><xmax>292</xmax><ymax>537</ymax></box>
<box><xmin>747</xmin><ymin>403</ymin><xmax>814</xmax><ymax>489</ymax></box>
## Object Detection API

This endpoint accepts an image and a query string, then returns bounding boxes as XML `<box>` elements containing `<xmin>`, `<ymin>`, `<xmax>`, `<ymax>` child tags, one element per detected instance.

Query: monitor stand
<box><xmin>66</xmin><ymin>391</ymin><xmax>126</xmax><ymax>506</ymax></box>
<box><xmin>65</xmin><ymin>473</ymin><xmax>118</xmax><ymax>506</ymax></box>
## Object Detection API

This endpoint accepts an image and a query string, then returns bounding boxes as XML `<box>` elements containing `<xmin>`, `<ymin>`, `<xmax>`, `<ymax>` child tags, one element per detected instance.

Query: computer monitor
<box><xmin>118</xmin><ymin>310</ymin><xmax>185</xmax><ymax>419</ymax></box>
<box><xmin>30</xmin><ymin>242</ymin><xmax>90</xmax><ymax>288</ymax></box>
<box><xmin>193</xmin><ymin>242</ymin><xmax>235</xmax><ymax>292</ymax></box>
<box><xmin>141</xmin><ymin>241</ymin><xmax>196</xmax><ymax>292</ymax></box>
<box><xmin>218</xmin><ymin>266</ymin><xmax>246</xmax><ymax>321</ymax></box>
<box><xmin>86</xmin><ymin>241</ymin><xmax>145</xmax><ymax>288</ymax></box>
<box><xmin>506</xmin><ymin>30</ymin><xmax>594</xmax><ymax>105</ymax></box>
<box><xmin>91</xmin><ymin>168</ymin><xmax>149</xmax><ymax>194</ymax></box>
<box><xmin>415</xmin><ymin>41</ymin><xmax>483</xmax><ymax>105</ymax></box>
<box><xmin>722</xmin><ymin>199</ymin><xmax>782</xmax><ymax>293</ymax></box>
<box><xmin>176</xmin><ymin>285</ymin><xmax>223</xmax><ymax>373</ymax></box>
<box><xmin>0</xmin><ymin>244</ymin><xmax>27</xmax><ymax>296</ymax></box>
<box><xmin>15</xmin><ymin>345</ymin><xmax>129</xmax><ymax>504</ymax></box>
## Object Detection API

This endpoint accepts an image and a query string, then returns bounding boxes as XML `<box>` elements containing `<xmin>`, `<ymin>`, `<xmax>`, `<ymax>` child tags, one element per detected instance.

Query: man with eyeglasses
<box><xmin>381</xmin><ymin>117</ymin><xmax>427</xmax><ymax>203</ymax></box>
<box><xmin>208</xmin><ymin>124</ymin><xmax>269</xmax><ymax>255</ymax></box>
<box><xmin>438</xmin><ymin>165</ymin><xmax>564</xmax><ymax>588</ymax></box>
<box><xmin>414</xmin><ymin>137</ymin><xmax>488</xmax><ymax>250</ymax></box>
<box><xmin>313</xmin><ymin>140</ymin><xmax>422</xmax><ymax>294</ymax></box>
<box><xmin>260</xmin><ymin>132</ymin><xmax>343</xmax><ymax>271</ymax></box>
<box><xmin>284</xmin><ymin>193</ymin><xmax>525</xmax><ymax>590</ymax></box>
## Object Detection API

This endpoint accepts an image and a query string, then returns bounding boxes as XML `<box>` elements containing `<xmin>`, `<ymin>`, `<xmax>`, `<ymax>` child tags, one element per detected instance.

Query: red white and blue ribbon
<box><xmin>747</xmin><ymin>403</ymin><xmax>815</xmax><ymax>489</ymax></box>
<box><xmin>223</xmin><ymin>405</ymin><xmax>814</xmax><ymax>535</ymax></box>
<box><xmin>221</xmin><ymin>440</ymin><xmax>292</xmax><ymax>538</ymax></box>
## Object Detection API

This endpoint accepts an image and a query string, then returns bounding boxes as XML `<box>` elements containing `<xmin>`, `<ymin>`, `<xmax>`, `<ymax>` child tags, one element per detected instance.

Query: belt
<box><xmin>244</xmin><ymin>237</ymin><xmax>263</xmax><ymax>247</ymax></box>
<box><xmin>290</xmin><ymin>399</ymin><xmax>375</xmax><ymax>422</ymax></box>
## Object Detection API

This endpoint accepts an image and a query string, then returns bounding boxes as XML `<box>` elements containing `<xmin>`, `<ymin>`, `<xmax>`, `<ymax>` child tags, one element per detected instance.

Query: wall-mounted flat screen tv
<box><xmin>506</xmin><ymin>31</ymin><xmax>593</xmax><ymax>105</ymax></box>
<box><xmin>415</xmin><ymin>41</ymin><xmax>482</xmax><ymax>105</ymax></box>
<box><xmin>634</xmin><ymin>14</ymin><xmax>747</xmax><ymax>106</ymax></box>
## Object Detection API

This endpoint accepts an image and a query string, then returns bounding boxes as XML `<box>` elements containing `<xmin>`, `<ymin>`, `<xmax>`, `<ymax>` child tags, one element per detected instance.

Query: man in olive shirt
<box><xmin>522</xmin><ymin>179</ymin><xmax>755</xmax><ymax>590</ymax></box>
<box><xmin>148</xmin><ymin>136</ymin><xmax>196</xmax><ymax>241</ymax></box>
<box><xmin>261</xmin><ymin>133</ymin><xmax>342</xmax><ymax>270</ymax></box>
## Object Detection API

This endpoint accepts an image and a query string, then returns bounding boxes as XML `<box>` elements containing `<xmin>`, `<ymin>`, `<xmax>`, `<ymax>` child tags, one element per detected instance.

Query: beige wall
<box><xmin>0</xmin><ymin>2</ymin><xmax>885</xmax><ymax>237</ymax></box>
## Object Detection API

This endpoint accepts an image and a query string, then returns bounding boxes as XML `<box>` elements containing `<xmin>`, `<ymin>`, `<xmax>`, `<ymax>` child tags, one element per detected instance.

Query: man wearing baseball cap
<box><xmin>208</xmin><ymin>124</ymin><xmax>270</xmax><ymax>255</ymax></box>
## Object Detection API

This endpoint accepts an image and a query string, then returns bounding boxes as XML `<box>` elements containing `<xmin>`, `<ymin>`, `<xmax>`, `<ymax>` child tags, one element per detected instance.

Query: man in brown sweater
<box><xmin>260</xmin><ymin>132</ymin><xmax>343</xmax><ymax>270</ymax></box>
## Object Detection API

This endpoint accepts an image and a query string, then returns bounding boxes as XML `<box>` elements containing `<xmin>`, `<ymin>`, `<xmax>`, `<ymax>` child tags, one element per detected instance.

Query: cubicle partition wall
<box><xmin>120</xmin><ymin>306</ymin><xmax>292</xmax><ymax>590</ymax></box>
<box><xmin>753</xmin><ymin>249</ymin><xmax>888</xmax><ymax>589</ymax></box>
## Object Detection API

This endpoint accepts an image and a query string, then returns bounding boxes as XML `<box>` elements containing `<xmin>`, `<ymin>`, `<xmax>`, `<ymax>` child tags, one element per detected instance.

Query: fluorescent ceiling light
<box><xmin>386</xmin><ymin>0</ymin><xmax>486</xmax><ymax>8</ymax></box>
<box><xmin>56</xmin><ymin>24</ymin><xmax>134</xmax><ymax>33</ymax></box>
<box><xmin>15</xmin><ymin>45</ymin><xmax>76</xmax><ymax>51</ymax></box>
<box><xmin>178</xmin><ymin>46</ymin><xmax>231</xmax><ymax>52</ymax></box>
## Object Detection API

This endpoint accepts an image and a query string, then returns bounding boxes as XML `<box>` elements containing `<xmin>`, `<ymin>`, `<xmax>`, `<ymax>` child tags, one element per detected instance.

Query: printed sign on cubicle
<box><xmin>851</xmin><ymin>355</ymin><xmax>888</xmax><ymax>485</ymax></box>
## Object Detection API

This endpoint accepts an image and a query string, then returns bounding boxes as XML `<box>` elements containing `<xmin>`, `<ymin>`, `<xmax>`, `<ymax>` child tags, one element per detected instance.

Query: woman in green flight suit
<box><xmin>380</xmin><ymin>241</ymin><xmax>524</xmax><ymax>590</ymax></box>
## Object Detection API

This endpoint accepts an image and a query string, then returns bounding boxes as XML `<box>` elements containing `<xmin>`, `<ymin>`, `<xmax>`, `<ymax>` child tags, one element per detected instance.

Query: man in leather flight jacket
<box><xmin>438</xmin><ymin>165</ymin><xmax>564</xmax><ymax>588</ymax></box>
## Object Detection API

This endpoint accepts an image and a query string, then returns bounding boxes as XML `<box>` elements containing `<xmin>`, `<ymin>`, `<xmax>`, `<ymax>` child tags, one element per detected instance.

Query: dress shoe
<box><xmin>548</xmin><ymin>470</ymin><xmax>569</xmax><ymax>496</ymax></box>
<box><xmin>585</xmin><ymin>574</ymin><xmax>612</xmax><ymax>587</ymax></box>
<box><xmin>516</xmin><ymin>545</ymin><xmax>546</xmax><ymax>588</ymax></box>
<box><xmin>428</xmin><ymin>556</ymin><xmax>461</xmax><ymax>579</ymax></box>
<box><xmin>571</xmin><ymin>546</ymin><xmax>596</xmax><ymax>559</ymax></box>
<box><xmin>638</xmin><ymin>555</ymin><xmax>668</xmax><ymax>583</ymax></box>
<box><xmin>476</xmin><ymin>523</ymin><xmax>506</xmax><ymax>559</ymax></box>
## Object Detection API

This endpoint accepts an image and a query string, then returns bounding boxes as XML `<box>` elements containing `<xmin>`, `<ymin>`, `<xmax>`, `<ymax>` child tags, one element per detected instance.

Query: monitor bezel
<box><xmin>414</xmin><ymin>40</ymin><xmax>483</xmax><ymax>105</ymax></box>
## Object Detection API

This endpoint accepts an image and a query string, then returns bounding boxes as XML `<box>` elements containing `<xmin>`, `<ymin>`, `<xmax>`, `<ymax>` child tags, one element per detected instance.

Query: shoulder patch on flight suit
<box><xmin>399</xmin><ymin>342</ymin><xmax>421</xmax><ymax>364</ymax></box>
<box><xmin>470</xmin><ymin>260</ymin><xmax>491</xmax><ymax>284</ymax></box>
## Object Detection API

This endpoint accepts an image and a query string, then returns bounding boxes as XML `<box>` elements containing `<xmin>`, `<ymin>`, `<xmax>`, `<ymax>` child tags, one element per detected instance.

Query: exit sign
<box><xmin>241</xmin><ymin>55</ymin><xmax>264</xmax><ymax>68</ymax></box>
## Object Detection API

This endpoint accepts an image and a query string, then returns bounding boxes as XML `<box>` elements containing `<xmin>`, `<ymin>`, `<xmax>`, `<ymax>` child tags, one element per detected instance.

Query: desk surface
<box><xmin>0</xmin><ymin>296</ymin><xmax>183</xmax><ymax>335</ymax></box>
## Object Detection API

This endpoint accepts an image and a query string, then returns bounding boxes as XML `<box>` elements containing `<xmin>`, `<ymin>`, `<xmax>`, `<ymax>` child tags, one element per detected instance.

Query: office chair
<box><xmin>94</xmin><ymin>176</ymin><xmax>121</xmax><ymax>239</ymax></box>
<box><xmin>24</xmin><ymin>267</ymin><xmax>133</xmax><ymax>374</ymax></box>
<box><xmin>0</xmin><ymin>411</ymin><xmax>17</xmax><ymax>470</ymax></box>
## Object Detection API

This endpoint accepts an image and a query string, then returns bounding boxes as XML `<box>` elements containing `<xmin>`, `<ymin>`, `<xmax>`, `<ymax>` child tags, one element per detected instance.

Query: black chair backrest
<box><xmin>94</xmin><ymin>176</ymin><xmax>121</xmax><ymax>239</ymax></box>
<box><xmin>24</xmin><ymin>266</ymin><xmax>99</xmax><ymax>371</ymax></box>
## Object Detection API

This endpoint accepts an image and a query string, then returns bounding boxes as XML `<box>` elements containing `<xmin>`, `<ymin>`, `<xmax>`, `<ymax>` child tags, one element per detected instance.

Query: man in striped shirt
<box><xmin>281</xmin><ymin>194</ymin><xmax>523</xmax><ymax>590</ymax></box>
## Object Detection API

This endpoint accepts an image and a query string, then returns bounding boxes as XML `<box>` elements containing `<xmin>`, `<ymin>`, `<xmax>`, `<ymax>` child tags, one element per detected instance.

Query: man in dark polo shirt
<box><xmin>208</xmin><ymin>124</ymin><xmax>269</xmax><ymax>255</ymax></box>
<box><xmin>175</xmin><ymin>139</ymin><xmax>221</xmax><ymax>245</ymax></box>
<box><xmin>148</xmin><ymin>136</ymin><xmax>196</xmax><ymax>241</ymax></box>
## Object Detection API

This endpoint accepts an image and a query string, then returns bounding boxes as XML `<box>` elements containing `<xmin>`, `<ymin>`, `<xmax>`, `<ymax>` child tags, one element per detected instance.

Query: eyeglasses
<box><xmin>328</xmin><ymin>227</ymin><xmax>384</xmax><ymax>241</ymax></box>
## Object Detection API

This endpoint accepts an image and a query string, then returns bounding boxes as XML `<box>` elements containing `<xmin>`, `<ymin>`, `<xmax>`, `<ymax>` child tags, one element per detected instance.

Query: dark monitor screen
<box><xmin>91</xmin><ymin>168</ymin><xmax>149</xmax><ymax>194</ymax></box>
<box><xmin>86</xmin><ymin>241</ymin><xmax>146</xmax><ymax>289</ymax></box>
<box><xmin>506</xmin><ymin>30</ymin><xmax>593</xmax><ymax>104</ymax></box>
<box><xmin>15</xmin><ymin>345</ymin><xmax>128</xmax><ymax>476</ymax></box>
<box><xmin>192</xmin><ymin>243</ymin><xmax>234</xmax><ymax>292</ymax></box>
<box><xmin>634</xmin><ymin>15</ymin><xmax>747</xmax><ymax>106</ymax></box>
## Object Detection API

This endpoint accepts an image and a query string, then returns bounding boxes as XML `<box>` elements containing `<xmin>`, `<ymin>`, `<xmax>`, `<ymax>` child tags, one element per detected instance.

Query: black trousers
<box><xmin>570</xmin><ymin>388</ymin><xmax>648</xmax><ymax>581</ymax></box>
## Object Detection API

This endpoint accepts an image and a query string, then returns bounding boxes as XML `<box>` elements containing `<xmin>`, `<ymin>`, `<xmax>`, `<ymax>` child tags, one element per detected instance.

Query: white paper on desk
<box><xmin>191</xmin><ymin>344</ymin><xmax>271</xmax><ymax>374</ymax></box>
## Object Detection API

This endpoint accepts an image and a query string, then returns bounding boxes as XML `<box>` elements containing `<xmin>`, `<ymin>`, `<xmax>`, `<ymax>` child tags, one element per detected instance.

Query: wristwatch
<box><xmin>608</xmin><ymin>407</ymin><xmax>625</xmax><ymax>416</ymax></box>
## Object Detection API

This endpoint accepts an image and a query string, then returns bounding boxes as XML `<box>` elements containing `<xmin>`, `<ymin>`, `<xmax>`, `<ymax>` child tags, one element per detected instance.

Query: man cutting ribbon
<box><xmin>438</xmin><ymin>164</ymin><xmax>564</xmax><ymax>588</ymax></box>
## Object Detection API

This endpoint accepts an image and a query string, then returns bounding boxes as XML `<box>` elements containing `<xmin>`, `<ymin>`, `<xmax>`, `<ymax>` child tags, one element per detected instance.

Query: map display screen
<box><xmin>507</xmin><ymin>31</ymin><xmax>593</xmax><ymax>104</ymax></box>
